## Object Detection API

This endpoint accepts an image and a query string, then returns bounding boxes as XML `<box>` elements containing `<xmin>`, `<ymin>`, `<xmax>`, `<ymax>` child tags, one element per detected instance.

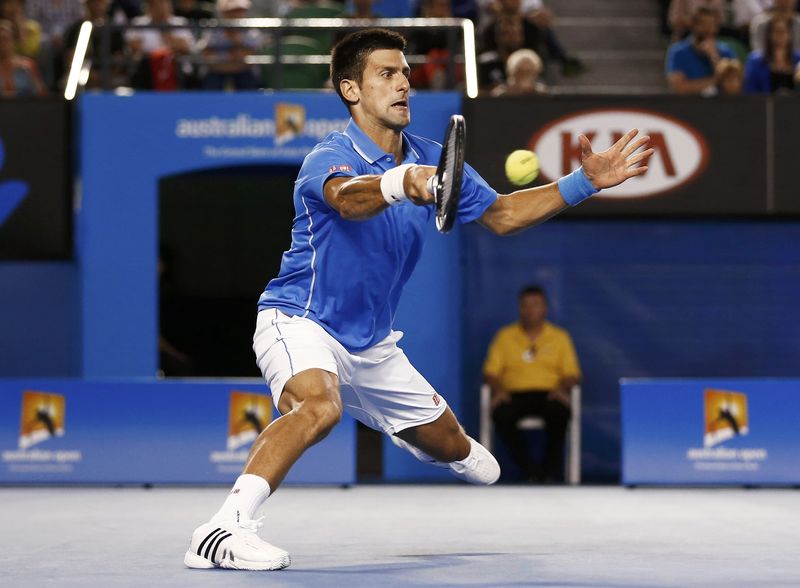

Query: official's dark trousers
<box><xmin>492</xmin><ymin>390</ymin><xmax>571</xmax><ymax>481</ymax></box>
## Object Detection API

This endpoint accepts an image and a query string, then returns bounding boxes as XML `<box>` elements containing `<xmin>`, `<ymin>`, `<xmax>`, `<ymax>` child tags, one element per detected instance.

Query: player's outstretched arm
<box><xmin>478</xmin><ymin>129</ymin><xmax>653</xmax><ymax>236</ymax></box>
<box><xmin>323</xmin><ymin>165</ymin><xmax>436</xmax><ymax>221</ymax></box>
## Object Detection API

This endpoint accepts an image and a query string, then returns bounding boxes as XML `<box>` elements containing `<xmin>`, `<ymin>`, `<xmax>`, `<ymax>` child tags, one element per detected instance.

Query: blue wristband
<box><xmin>557</xmin><ymin>167</ymin><xmax>598</xmax><ymax>206</ymax></box>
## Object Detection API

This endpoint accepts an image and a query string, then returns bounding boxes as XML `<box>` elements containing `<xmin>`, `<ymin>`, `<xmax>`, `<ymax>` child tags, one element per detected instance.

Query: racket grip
<box><xmin>426</xmin><ymin>175</ymin><xmax>437</xmax><ymax>195</ymax></box>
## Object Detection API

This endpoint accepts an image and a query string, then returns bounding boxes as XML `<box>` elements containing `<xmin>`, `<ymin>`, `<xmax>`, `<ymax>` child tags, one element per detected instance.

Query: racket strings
<box><xmin>439</xmin><ymin>133</ymin><xmax>458</xmax><ymax>207</ymax></box>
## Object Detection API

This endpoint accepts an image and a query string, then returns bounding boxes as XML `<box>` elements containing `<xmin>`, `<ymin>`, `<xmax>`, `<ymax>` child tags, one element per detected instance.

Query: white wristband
<box><xmin>380</xmin><ymin>164</ymin><xmax>414</xmax><ymax>205</ymax></box>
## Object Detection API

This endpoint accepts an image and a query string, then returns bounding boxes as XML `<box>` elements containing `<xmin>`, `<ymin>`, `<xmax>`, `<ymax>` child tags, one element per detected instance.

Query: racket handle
<box><xmin>426</xmin><ymin>174</ymin><xmax>437</xmax><ymax>196</ymax></box>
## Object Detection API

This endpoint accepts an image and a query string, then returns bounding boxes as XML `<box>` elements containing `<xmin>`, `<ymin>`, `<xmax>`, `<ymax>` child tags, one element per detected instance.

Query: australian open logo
<box><xmin>686</xmin><ymin>389</ymin><xmax>766</xmax><ymax>472</ymax></box>
<box><xmin>275</xmin><ymin>103</ymin><xmax>306</xmax><ymax>145</ymax></box>
<box><xmin>209</xmin><ymin>391</ymin><xmax>272</xmax><ymax>474</ymax></box>
<box><xmin>2</xmin><ymin>391</ymin><xmax>82</xmax><ymax>473</ymax></box>
<box><xmin>704</xmin><ymin>389</ymin><xmax>749</xmax><ymax>447</ymax></box>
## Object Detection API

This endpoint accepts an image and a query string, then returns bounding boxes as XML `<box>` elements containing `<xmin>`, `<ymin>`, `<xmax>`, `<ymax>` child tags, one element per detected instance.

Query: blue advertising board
<box><xmin>622</xmin><ymin>379</ymin><xmax>800</xmax><ymax>485</ymax></box>
<box><xmin>0</xmin><ymin>379</ymin><xmax>355</xmax><ymax>485</ymax></box>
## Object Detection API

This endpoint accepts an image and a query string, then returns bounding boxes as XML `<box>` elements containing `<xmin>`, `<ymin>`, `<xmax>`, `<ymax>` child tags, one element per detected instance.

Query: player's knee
<box><xmin>303</xmin><ymin>394</ymin><xmax>342</xmax><ymax>442</ymax></box>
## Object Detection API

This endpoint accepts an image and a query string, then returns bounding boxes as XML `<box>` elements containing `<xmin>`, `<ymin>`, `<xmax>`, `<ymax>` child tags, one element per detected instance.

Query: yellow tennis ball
<box><xmin>505</xmin><ymin>150</ymin><xmax>540</xmax><ymax>186</ymax></box>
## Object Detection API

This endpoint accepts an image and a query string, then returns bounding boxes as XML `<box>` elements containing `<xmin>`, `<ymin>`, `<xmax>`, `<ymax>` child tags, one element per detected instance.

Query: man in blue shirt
<box><xmin>666</xmin><ymin>6</ymin><xmax>736</xmax><ymax>95</ymax></box>
<box><xmin>185</xmin><ymin>28</ymin><xmax>653</xmax><ymax>572</ymax></box>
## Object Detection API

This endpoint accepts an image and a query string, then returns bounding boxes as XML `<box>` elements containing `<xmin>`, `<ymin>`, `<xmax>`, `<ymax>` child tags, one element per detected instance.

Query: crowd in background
<box><xmin>0</xmin><ymin>0</ymin><xmax>580</xmax><ymax>96</ymax></box>
<box><xmin>663</xmin><ymin>0</ymin><xmax>800</xmax><ymax>95</ymax></box>
<box><xmin>1</xmin><ymin>0</ymin><xmax>799</xmax><ymax>97</ymax></box>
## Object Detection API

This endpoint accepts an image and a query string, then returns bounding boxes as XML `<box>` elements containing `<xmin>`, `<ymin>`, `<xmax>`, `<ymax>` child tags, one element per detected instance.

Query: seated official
<box><xmin>483</xmin><ymin>285</ymin><xmax>581</xmax><ymax>483</ymax></box>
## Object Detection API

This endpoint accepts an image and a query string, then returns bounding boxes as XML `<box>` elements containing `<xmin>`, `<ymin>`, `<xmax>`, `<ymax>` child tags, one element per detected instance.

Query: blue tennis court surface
<box><xmin>2</xmin><ymin>486</ymin><xmax>797</xmax><ymax>587</ymax></box>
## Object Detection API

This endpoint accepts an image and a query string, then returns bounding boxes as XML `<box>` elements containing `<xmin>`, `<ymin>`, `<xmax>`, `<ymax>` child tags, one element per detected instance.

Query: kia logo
<box><xmin>529</xmin><ymin>108</ymin><xmax>709</xmax><ymax>199</ymax></box>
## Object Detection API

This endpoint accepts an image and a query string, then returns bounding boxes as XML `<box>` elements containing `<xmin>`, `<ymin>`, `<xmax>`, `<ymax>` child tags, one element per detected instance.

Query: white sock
<box><xmin>212</xmin><ymin>474</ymin><xmax>271</xmax><ymax>523</ymax></box>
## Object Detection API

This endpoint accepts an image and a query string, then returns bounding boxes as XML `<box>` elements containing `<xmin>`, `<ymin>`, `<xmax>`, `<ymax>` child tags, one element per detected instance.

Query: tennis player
<box><xmin>184</xmin><ymin>28</ymin><xmax>653</xmax><ymax>571</ymax></box>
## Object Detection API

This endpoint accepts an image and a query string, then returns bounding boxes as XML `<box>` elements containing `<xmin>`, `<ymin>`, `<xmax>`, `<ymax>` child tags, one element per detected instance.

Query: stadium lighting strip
<box><xmin>65</xmin><ymin>21</ymin><xmax>92</xmax><ymax>101</ymax></box>
<box><xmin>461</xmin><ymin>18</ymin><xmax>477</xmax><ymax>99</ymax></box>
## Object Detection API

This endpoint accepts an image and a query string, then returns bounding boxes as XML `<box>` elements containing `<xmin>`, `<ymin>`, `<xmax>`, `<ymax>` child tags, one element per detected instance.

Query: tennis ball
<box><xmin>505</xmin><ymin>150</ymin><xmax>540</xmax><ymax>186</ymax></box>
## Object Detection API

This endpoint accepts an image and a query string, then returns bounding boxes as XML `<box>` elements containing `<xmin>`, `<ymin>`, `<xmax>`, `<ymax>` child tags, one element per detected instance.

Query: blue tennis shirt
<box><xmin>665</xmin><ymin>38</ymin><xmax>734</xmax><ymax>80</ymax></box>
<box><xmin>258</xmin><ymin>118</ymin><xmax>498</xmax><ymax>351</ymax></box>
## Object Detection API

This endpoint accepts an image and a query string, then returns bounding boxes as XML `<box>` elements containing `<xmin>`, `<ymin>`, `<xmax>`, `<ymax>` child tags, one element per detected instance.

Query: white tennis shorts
<box><xmin>252</xmin><ymin>308</ymin><xmax>448</xmax><ymax>435</ymax></box>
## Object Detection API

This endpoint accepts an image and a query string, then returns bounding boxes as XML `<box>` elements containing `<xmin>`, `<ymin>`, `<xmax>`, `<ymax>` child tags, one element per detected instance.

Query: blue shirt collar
<box><xmin>343</xmin><ymin>118</ymin><xmax>420</xmax><ymax>165</ymax></box>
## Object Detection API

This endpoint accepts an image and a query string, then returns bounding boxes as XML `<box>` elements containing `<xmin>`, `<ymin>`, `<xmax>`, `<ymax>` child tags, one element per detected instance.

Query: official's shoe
<box><xmin>184</xmin><ymin>515</ymin><xmax>290</xmax><ymax>571</ymax></box>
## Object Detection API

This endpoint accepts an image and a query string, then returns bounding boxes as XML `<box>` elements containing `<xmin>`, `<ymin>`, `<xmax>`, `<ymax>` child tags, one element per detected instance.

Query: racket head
<box><xmin>433</xmin><ymin>114</ymin><xmax>466</xmax><ymax>234</ymax></box>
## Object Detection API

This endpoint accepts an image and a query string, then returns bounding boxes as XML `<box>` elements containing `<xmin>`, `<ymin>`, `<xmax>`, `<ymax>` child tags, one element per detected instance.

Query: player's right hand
<box><xmin>403</xmin><ymin>165</ymin><xmax>436</xmax><ymax>206</ymax></box>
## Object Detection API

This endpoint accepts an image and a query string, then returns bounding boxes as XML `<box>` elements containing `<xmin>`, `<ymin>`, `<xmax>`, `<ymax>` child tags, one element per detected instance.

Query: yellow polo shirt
<box><xmin>483</xmin><ymin>321</ymin><xmax>581</xmax><ymax>393</ymax></box>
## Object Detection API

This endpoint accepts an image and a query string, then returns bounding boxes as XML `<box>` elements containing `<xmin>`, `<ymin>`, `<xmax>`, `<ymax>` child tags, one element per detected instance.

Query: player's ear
<box><xmin>339</xmin><ymin>78</ymin><xmax>360</xmax><ymax>106</ymax></box>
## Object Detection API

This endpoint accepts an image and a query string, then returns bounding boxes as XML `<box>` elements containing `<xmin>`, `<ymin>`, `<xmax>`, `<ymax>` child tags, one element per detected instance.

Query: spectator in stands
<box><xmin>0</xmin><ymin>18</ymin><xmax>45</xmax><ymax>95</ymax></box>
<box><xmin>26</xmin><ymin>0</ymin><xmax>82</xmax><ymax>48</ymax></box>
<box><xmin>484</xmin><ymin>285</ymin><xmax>580</xmax><ymax>483</ymax></box>
<box><xmin>127</xmin><ymin>0</ymin><xmax>193</xmax><ymax>54</ymax></box>
<box><xmin>409</xmin><ymin>0</ymin><xmax>462</xmax><ymax>89</ymax></box>
<box><xmin>126</xmin><ymin>0</ymin><xmax>194</xmax><ymax>89</ymax></box>
<box><xmin>479</xmin><ymin>10</ymin><xmax>539</xmax><ymax>88</ymax></box>
<box><xmin>27</xmin><ymin>0</ymin><xmax>92</xmax><ymax>88</ymax></box>
<box><xmin>109</xmin><ymin>0</ymin><xmax>141</xmax><ymax>22</ymax></box>
<box><xmin>249</xmin><ymin>0</ymin><xmax>287</xmax><ymax>17</ymax></box>
<box><xmin>174</xmin><ymin>0</ymin><xmax>214</xmax><ymax>23</ymax></box>
<box><xmin>744</xmin><ymin>16</ymin><xmax>800</xmax><ymax>92</ymax></box>
<box><xmin>732</xmin><ymin>0</ymin><xmax>772</xmax><ymax>37</ymax></box>
<box><xmin>666</xmin><ymin>6</ymin><xmax>736</xmax><ymax>95</ymax></box>
<box><xmin>480</xmin><ymin>0</ymin><xmax>582</xmax><ymax>77</ymax></box>
<box><xmin>668</xmin><ymin>0</ymin><xmax>725</xmax><ymax>40</ymax></box>
<box><xmin>63</xmin><ymin>0</ymin><xmax>125</xmax><ymax>89</ymax></box>
<box><xmin>750</xmin><ymin>0</ymin><xmax>800</xmax><ymax>53</ymax></box>
<box><xmin>0</xmin><ymin>0</ymin><xmax>41</xmax><ymax>58</ymax></box>
<box><xmin>491</xmin><ymin>47</ymin><xmax>547</xmax><ymax>95</ymax></box>
<box><xmin>199</xmin><ymin>0</ymin><xmax>262</xmax><ymax>90</ymax></box>
<box><xmin>520</xmin><ymin>0</ymin><xmax>583</xmax><ymax>75</ymax></box>
<box><xmin>344</xmin><ymin>0</ymin><xmax>381</xmax><ymax>19</ymax></box>
<box><xmin>716</xmin><ymin>57</ymin><xmax>744</xmax><ymax>93</ymax></box>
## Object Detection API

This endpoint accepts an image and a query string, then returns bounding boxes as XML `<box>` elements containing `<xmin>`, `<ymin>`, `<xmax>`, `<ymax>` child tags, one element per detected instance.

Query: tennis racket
<box><xmin>427</xmin><ymin>114</ymin><xmax>466</xmax><ymax>234</ymax></box>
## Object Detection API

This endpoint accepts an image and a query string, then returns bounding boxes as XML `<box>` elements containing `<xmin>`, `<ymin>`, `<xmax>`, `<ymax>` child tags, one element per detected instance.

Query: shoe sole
<box><xmin>184</xmin><ymin>550</ymin><xmax>291</xmax><ymax>571</ymax></box>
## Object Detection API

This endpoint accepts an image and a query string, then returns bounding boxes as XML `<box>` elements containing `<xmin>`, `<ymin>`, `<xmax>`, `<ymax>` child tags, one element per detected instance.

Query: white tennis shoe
<box><xmin>184</xmin><ymin>514</ymin><xmax>290</xmax><ymax>571</ymax></box>
<box><xmin>390</xmin><ymin>435</ymin><xmax>500</xmax><ymax>485</ymax></box>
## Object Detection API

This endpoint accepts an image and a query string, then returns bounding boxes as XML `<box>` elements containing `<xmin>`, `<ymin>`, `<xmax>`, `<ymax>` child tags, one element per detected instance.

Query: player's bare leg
<box><xmin>396</xmin><ymin>407</ymin><xmax>469</xmax><ymax>461</ymax></box>
<box><xmin>185</xmin><ymin>369</ymin><xmax>341</xmax><ymax>571</ymax></box>
<box><xmin>244</xmin><ymin>368</ymin><xmax>342</xmax><ymax>488</ymax></box>
<box><xmin>392</xmin><ymin>407</ymin><xmax>500</xmax><ymax>484</ymax></box>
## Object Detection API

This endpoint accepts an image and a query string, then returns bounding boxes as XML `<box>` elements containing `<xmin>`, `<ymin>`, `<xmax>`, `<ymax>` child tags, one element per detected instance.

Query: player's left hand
<box><xmin>580</xmin><ymin>129</ymin><xmax>654</xmax><ymax>190</ymax></box>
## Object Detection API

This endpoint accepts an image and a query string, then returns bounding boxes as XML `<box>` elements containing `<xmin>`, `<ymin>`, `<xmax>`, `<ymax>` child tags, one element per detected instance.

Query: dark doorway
<box><xmin>159</xmin><ymin>165</ymin><xmax>297</xmax><ymax>377</ymax></box>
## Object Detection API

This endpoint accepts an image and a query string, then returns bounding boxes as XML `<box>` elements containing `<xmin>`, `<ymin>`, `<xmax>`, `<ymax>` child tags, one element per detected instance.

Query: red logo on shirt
<box><xmin>328</xmin><ymin>164</ymin><xmax>352</xmax><ymax>173</ymax></box>
<box><xmin>432</xmin><ymin>393</ymin><xmax>441</xmax><ymax>406</ymax></box>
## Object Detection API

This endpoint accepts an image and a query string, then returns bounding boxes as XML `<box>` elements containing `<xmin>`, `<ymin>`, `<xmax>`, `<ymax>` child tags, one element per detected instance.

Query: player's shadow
<box><xmin>284</xmin><ymin>554</ymin><xmax>678</xmax><ymax>588</ymax></box>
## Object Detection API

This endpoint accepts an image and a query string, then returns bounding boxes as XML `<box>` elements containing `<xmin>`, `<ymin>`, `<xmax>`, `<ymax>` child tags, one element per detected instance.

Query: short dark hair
<box><xmin>518</xmin><ymin>284</ymin><xmax>547</xmax><ymax>301</ymax></box>
<box><xmin>330</xmin><ymin>28</ymin><xmax>407</xmax><ymax>107</ymax></box>
<box><xmin>692</xmin><ymin>6</ymin><xmax>718</xmax><ymax>23</ymax></box>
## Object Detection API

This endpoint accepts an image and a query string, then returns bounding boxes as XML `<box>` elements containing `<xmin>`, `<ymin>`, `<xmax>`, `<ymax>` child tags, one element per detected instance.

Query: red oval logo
<box><xmin>529</xmin><ymin>108</ymin><xmax>709</xmax><ymax>199</ymax></box>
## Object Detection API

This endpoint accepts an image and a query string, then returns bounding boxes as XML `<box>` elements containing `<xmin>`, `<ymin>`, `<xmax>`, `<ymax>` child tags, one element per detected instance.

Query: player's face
<box><xmin>357</xmin><ymin>49</ymin><xmax>412</xmax><ymax>131</ymax></box>
<box><xmin>519</xmin><ymin>294</ymin><xmax>547</xmax><ymax>327</ymax></box>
